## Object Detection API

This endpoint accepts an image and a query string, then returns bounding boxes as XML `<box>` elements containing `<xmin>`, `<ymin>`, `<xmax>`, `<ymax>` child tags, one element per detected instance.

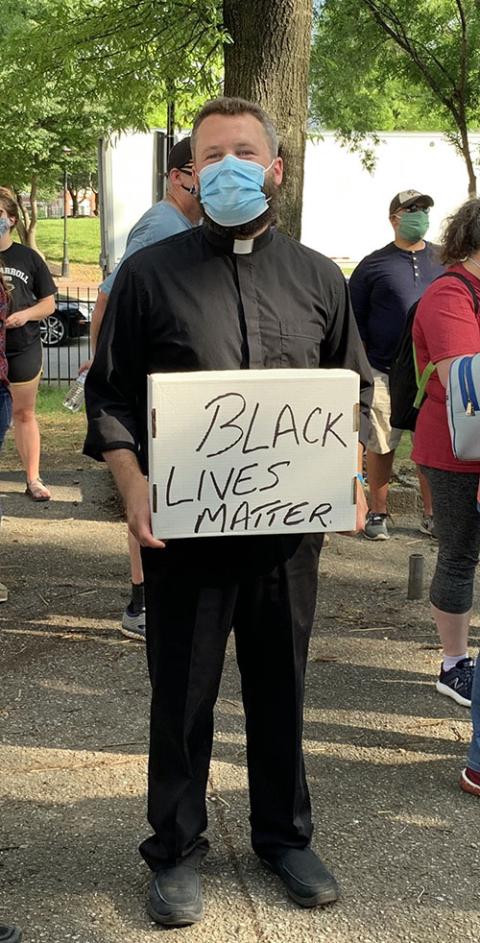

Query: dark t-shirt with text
<box><xmin>1</xmin><ymin>242</ymin><xmax>56</xmax><ymax>354</ymax></box>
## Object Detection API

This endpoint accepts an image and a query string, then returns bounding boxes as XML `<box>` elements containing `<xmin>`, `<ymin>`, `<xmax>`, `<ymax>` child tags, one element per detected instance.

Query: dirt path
<box><xmin>1</xmin><ymin>467</ymin><xmax>479</xmax><ymax>942</ymax></box>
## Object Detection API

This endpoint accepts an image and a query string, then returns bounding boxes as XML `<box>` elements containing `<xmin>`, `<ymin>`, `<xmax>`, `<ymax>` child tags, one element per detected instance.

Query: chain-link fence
<box><xmin>41</xmin><ymin>287</ymin><xmax>94</xmax><ymax>386</ymax></box>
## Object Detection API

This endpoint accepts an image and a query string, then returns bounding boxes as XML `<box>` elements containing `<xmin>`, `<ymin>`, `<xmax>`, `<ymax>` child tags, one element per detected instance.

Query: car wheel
<box><xmin>40</xmin><ymin>314</ymin><xmax>68</xmax><ymax>347</ymax></box>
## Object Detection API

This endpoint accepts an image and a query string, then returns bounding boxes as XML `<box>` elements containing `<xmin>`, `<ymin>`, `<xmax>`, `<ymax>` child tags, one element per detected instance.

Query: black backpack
<box><xmin>389</xmin><ymin>271</ymin><xmax>479</xmax><ymax>432</ymax></box>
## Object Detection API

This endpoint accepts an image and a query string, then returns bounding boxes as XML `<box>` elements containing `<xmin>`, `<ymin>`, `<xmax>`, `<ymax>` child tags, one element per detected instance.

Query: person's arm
<box><xmin>83</xmin><ymin>258</ymin><xmax>147</xmax><ymax>464</ymax></box>
<box><xmin>103</xmin><ymin>448</ymin><xmax>165</xmax><ymax>549</ymax></box>
<box><xmin>322</xmin><ymin>271</ymin><xmax>374</xmax><ymax>451</ymax></box>
<box><xmin>85</xmin><ymin>262</ymin><xmax>166</xmax><ymax>549</ymax></box>
<box><xmin>416</xmin><ymin>280</ymin><xmax>480</xmax><ymax>389</ymax></box>
<box><xmin>5</xmin><ymin>294</ymin><xmax>55</xmax><ymax>328</ymax></box>
<box><xmin>348</xmin><ymin>260</ymin><xmax>371</xmax><ymax>348</ymax></box>
<box><xmin>90</xmin><ymin>290</ymin><xmax>109</xmax><ymax>353</ymax></box>
<box><xmin>79</xmin><ymin>289</ymin><xmax>109</xmax><ymax>373</ymax></box>
<box><xmin>80</xmin><ymin>216</ymin><xmax>163</xmax><ymax>373</ymax></box>
<box><xmin>436</xmin><ymin>357</ymin><xmax>459</xmax><ymax>388</ymax></box>
<box><xmin>321</xmin><ymin>269</ymin><xmax>373</xmax><ymax>534</ymax></box>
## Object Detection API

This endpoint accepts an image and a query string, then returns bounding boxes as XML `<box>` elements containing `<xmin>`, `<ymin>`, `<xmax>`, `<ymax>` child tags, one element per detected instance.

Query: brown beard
<box><xmin>201</xmin><ymin>176</ymin><xmax>280</xmax><ymax>239</ymax></box>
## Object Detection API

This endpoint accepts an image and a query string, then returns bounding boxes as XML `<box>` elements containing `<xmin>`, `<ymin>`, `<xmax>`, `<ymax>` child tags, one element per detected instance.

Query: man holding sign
<box><xmin>84</xmin><ymin>97</ymin><xmax>373</xmax><ymax>927</ymax></box>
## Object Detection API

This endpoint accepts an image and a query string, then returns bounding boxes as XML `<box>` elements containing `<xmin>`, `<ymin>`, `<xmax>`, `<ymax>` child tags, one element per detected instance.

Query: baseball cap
<box><xmin>167</xmin><ymin>137</ymin><xmax>193</xmax><ymax>172</ymax></box>
<box><xmin>389</xmin><ymin>190</ymin><xmax>434</xmax><ymax>215</ymax></box>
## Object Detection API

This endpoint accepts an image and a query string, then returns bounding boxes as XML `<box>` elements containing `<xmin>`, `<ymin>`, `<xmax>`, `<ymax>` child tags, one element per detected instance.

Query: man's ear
<box><xmin>272</xmin><ymin>156</ymin><xmax>283</xmax><ymax>186</ymax></box>
<box><xmin>168</xmin><ymin>169</ymin><xmax>181</xmax><ymax>187</ymax></box>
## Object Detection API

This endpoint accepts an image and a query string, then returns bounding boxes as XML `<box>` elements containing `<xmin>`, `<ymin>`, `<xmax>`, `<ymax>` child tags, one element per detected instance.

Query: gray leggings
<box><xmin>421</xmin><ymin>466</ymin><xmax>480</xmax><ymax>614</ymax></box>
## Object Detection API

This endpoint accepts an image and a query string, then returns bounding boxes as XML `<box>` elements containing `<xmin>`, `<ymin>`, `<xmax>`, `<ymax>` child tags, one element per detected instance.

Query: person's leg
<box><xmin>431</xmin><ymin>606</ymin><xmax>470</xmax><ymax>659</ymax></box>
<box><xmin>120</xmin><ymin>528</ymin><xmax>146</xmax><ymax>640</ymax></box>
<box><xmin>0</xmin><ymin>923</ymin><xmax>22</xmax><ymax>942</ymax></box>
<box><xmin>366</xmin><ymin>449</ymin><xmax>395</xmax><ymax>514</ymax></box>
<box><xmin>422</xmin><ymin>467</ymin><xmax>480</xmax><ymax>706</ymax></box>
<box><xmin>364</xmin><ymin>370</ymin><xmax>401</xmax><ymax>539</ymax></box>
<box><xmin>417</xmin><ymin>464</ymin><xmax>436</xmax><ymax>536</ymax></box>
<box><xmin>467</xmin><ymin>658</ymin><xmax>480</xmax><ymax>772</ymax></box>
<box><xmin>417</xmin><ymin>465</ymin><xmax>433</xmax><ymax>515</ymax></box>
<box><xmin>139</xmin><ymin>541</ymin><xmax>238</xmax><ymax>870</ymax></box>
<box><xmin>233</xmin><ymin>534</ymin><xmax>338</xmax><ymax>907</ymax></box>
<box><xmin>233</xmin><ymin>534</ymin><xmax>322</xmax><ymax>855</ymax></box>
<box><xmin>128</xmin><ymin>528</ymin><xmax>144</xmax><ymax>584</ymax></box>
<box><xmin>10</xmin><ymin>371</ymin><xmax>50</xmax><ymax>499</ymax></box>
<box><xmin>0</xmin><ymin>382</ymin><xmax>12</xmax><ymax>451</ymax></box>
<box><xmin>0</xmin><ymin>383</ymin><xmax>12</xmax><ymax>603</ymax></box>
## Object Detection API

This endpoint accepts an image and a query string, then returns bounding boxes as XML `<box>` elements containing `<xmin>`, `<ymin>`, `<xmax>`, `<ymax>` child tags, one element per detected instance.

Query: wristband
<box><xmin>356</xmin><ymin>472</ymin><xmax>366</xmax><ymax>486</ymax></box>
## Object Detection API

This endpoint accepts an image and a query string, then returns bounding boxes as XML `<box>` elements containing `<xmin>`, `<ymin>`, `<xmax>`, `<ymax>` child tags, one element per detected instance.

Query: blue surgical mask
<box><xmin>0</xmin><ymin>217</ymin><xmax>11</xmax><ymax>238</ymax></box>
<box><xmin>198</xmin><ymin>154</ymin><xmax>274</xmax><ymax>227</ymax></box>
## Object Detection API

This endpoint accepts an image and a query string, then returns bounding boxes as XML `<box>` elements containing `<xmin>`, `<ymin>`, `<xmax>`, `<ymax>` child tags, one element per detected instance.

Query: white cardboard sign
<box><xmin>148</xmin><ymin>369</ymin><xmax>359</xmax><ymax>539</ymax></box>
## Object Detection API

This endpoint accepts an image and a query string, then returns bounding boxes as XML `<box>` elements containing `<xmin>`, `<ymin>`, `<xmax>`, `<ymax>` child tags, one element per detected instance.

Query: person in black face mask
<box><xmin>84</xmin><ymin>96</ymin><xmax>373</xmax><ymax>928</ymax></box>
<box><xmin>349</xmin><ymin>189</ymin><xmax>443</xmax><ymax>541</ymax></box>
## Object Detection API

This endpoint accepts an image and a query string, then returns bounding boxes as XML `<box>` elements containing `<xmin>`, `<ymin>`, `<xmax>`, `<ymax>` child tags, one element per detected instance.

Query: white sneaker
<box><xmin>120</xmin><ymin>607</ymin><xmax>146</xmax><ymax>641</ymax></box>
<box><xmin>363</xmin><ymin>512</ymin><xmax>389</xmax><ymax>540</ymax></box>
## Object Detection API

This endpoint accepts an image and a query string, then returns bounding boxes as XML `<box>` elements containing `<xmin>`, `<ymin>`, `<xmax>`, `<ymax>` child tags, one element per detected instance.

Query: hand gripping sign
<box><xmin>148</xmin><ymin>368</ymin><xmax>360</xmax><ymax>539</ymax></box>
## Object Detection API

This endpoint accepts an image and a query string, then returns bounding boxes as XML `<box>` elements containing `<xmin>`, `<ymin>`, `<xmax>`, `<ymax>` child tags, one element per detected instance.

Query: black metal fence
<box><xmin>41</xmin><ymin>287</ymin><xmax>94</xmax><ymax>386</ymax></box>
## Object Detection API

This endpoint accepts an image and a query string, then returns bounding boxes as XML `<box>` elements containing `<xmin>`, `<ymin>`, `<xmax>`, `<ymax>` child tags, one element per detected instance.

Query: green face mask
<box><xmin>397</xmin><ymin>210</ymin><xmax>429</xmax><ymax>243</ymax></box>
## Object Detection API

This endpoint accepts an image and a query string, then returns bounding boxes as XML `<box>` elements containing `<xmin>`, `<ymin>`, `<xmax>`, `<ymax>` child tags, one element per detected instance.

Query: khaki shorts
<box><xmin>368</xmin><ymin>369</ymin><xmax>403</xmax><ymax>454</ymax></box>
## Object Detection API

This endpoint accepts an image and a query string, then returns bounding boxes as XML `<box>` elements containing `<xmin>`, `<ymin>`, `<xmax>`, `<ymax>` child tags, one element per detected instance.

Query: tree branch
<box><xmin>361</xmin><ymin>0</ymin><xmax>460</xmax><ymax>121</ymax></box>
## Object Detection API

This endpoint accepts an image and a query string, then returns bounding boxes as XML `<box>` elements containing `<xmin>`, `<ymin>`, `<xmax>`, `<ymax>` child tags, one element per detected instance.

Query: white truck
<box><xmin>97</xmin><ymin>130</ymin><xmax>172</xmax><ymax>278</ymax></box>
<box><xmin>98</xmin><ymin>128</ymin><xmax>480</xmax><ymax>271</ymax></box>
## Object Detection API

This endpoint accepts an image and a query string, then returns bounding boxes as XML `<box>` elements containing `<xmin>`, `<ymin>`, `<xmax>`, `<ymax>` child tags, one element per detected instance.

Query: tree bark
<box><xmin>26</xmin><ymin>175</ymin><xmax>40</xmax><ymax>252</ymax></box>
<box><xmin>68</xmin><ymin>186</ymin><xmax>79</xmax><ymax>217</ymax></box>
<box><xmin>14</xmin><ymin>191</ymin><xmax>29</xmax><ymax>245</ymax></box>
<box><xmin>458</xmin><ymin>120</ymin><xmax>477</xmax><ymax>198</ymax></box>
<box><xmin>223</xmin><ymin>0</ymin><xmax>313</xmax><ymax>240</ymax></box>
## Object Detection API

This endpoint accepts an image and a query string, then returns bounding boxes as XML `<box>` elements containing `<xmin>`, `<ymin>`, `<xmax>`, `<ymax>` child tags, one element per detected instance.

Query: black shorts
<box><xmin>6</xmin><ymin>339</ymin><xmax>43</xmax><ymax>384</ymax></box>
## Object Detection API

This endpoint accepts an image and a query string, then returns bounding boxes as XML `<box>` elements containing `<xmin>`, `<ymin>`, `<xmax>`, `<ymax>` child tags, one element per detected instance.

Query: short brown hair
<box><xmin>191</xmin><ymin>97</ymin><xmax>278</xmax><ymax>159</ymax></box>
<box><xmin>440</xmin><ymin>198</ymin><xmax>480</xmax><ymax>266</ymax></box>
<box><xmin>0</xmin><ymin>187</ymin><xmax>19</xmax><ymax>226</ymax></box>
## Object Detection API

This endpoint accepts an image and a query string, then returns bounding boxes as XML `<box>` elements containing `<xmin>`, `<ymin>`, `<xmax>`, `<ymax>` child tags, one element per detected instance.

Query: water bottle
<box><xmin>63</xmin><ymin>370</ymin><xmax>88</xmax><ymax>412</ymax></box>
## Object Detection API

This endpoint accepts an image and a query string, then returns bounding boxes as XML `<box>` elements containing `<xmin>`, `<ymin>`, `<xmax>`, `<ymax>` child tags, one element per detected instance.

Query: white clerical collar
<box><xmin>233</xmin><ymin>238</ymin><xmax>254</xmax><ymax>255</ymax></box>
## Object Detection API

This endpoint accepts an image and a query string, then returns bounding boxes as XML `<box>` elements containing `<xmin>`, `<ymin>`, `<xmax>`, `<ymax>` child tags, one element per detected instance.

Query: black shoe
<box><xmin>0</xmin><ymin>925</ymin><xmax>22</xmax><ymax>943</ymax></box>
<box><xmin>261</xmin><ymin>847</ymin><xmax>339</xmax><ymax>908</ymax></box>
<box><xmin>147</xmin><ymin>862</ymin><xmax>203</xmax><ymax>926</ymax></box>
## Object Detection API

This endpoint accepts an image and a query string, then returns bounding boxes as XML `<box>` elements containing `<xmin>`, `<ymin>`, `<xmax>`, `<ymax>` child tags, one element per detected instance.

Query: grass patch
<box><xmin>37</xmin><ymin>387</ymin><xmax>73</xmax><ymax>414</ymax></box>
<box><xmin>23</xmin><ymin>217</ymin><xmax>101</xmax><ymax>266</ymax></box>
<box><xmin>395</xmin><ymin>432</ymin><xmax>412</xmax><ymax>463</ymax></box>
<box><xmin>1</xmin><ymin>386</ymin><xmax>88</xmax><ymax>470</ymax></box>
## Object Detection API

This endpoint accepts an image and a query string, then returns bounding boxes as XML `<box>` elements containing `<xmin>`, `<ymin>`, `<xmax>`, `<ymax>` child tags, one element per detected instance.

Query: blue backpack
<box><xmin>447</xmin><ymin>353</ymin><xmax>480</xmax><ymax>460</ymax></box>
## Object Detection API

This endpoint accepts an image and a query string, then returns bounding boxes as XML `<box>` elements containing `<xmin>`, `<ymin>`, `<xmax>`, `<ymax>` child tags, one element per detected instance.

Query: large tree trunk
<box><xmin>223</xmin><ymin>0</ymin><xmax>313</xmax><ymax>240</ymax></box>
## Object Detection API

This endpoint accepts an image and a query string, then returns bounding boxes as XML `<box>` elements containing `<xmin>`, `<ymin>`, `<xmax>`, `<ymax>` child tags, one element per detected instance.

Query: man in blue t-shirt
<box><xmin>83</xmin><ymin>137</ymin><xmax>202</xmax><ymax>639</ymax></box>
<box><xmin>350</xmin><ymin>189</ymin><xmax>443</xmax><ymax>540</ymax></box>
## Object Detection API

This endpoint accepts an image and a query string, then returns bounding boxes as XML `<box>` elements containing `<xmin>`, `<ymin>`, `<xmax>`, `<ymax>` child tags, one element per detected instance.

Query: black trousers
<box><xmin>139</xmin><ymin>532</ymin><xmax>323</xmax><ymax>871</ymax></box>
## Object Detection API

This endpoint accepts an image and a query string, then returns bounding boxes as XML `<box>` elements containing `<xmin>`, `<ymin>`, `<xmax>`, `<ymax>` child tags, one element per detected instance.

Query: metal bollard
<box><xmin>407</xmin><ymin>553</ymin><xmax>424</xmax><ymax>600</ymax></box>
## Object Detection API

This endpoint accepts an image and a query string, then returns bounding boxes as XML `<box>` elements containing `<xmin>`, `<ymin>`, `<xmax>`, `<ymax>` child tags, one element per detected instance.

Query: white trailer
<box><xmin>97</xmin><ymin>128</ymin><xmax>480</xmax><ymax>272</ymax></box>
<box><xmin>302</xmin><ymin>130</ymin><xmax>480</xmax><ymax>263</ymax></box>
<box><xmin>97</xmin><ymin>130</ymin><xmax>170</xmax><ymax>277</ymax></box>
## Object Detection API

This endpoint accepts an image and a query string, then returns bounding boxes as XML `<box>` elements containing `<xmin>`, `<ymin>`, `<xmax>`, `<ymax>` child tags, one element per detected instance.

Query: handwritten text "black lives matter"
<box><xmin>163</xmin><ymin>392</ymin><xmax>349</xmax><ymax>534</ymax></box>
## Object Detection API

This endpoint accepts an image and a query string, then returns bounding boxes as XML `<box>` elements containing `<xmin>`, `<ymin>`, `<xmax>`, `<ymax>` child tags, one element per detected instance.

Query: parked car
<box><xmin>40</xmin><ymin>296</ymin><xmax>92</xmax><ymax>347</ymax></box>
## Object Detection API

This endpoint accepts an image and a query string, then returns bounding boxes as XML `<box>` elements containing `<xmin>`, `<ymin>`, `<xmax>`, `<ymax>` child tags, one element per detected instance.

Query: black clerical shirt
<box><xmin>84</xmin><ymin>225</ymin><xmax>373</xmax><ymax>473</ymax></box>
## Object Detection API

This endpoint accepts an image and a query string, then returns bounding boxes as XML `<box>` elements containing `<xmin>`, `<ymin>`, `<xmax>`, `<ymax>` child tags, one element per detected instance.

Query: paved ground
<box><xmin>1</xmin><ymin>466</ymin><xmax>479</xmax><ymax>943</ymax></box>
